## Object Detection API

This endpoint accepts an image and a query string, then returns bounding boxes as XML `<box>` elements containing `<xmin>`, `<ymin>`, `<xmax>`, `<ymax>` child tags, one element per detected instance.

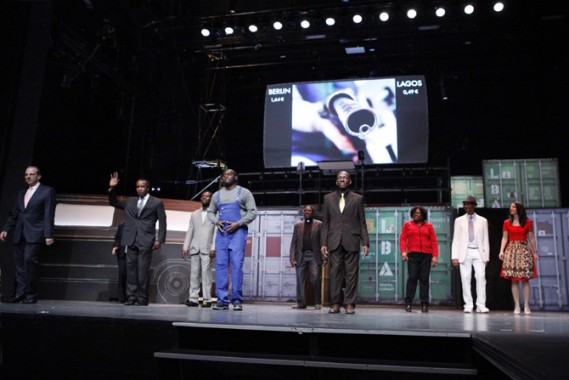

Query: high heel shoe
<box><xmin>514</xmin><ymin>308</ymin><xmax>520</xmax><ymax>315</ymax></box>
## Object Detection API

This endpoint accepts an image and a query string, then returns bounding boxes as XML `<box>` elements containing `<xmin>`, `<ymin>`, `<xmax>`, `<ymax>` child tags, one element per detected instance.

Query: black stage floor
<box><xmin>1</xmin><ymin>301</ymin><xmax>568</xmax><ymax>379</ymax></box>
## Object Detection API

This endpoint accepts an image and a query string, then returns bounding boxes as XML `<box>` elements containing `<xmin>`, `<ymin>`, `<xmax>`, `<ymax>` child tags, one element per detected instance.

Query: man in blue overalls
<box><xmin>207</xmin><ymin>169</ymin><xmax>257</xmax><ymax>311</ymax></box>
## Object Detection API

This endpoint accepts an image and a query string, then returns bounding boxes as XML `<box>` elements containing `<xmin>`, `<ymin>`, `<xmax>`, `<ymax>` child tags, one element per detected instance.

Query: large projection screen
<box><xmin>264</xmin><ymin>75</ymin><xmax>428</xmax><ymax>168</ymax></box>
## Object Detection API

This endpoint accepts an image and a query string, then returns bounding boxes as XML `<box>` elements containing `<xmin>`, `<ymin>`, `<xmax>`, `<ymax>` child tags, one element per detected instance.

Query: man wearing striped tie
<box><xmin>451</xmin><ymin>196</ymin><xmax>490</xmax><ymax>313</ymax></box>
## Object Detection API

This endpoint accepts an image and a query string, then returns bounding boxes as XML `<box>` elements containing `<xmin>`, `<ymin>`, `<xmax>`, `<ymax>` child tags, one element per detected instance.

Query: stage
<box><xmin>1</xmin><ymin>301</ymin><xmax>567</xmax><ymax>379</ymax></box>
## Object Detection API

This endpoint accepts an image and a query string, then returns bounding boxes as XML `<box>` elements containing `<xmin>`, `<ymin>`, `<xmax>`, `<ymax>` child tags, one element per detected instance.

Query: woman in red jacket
<box><xmin>400</xmin><ymin>207</ymin><xmax>439</xmax><ymax>313</ymax></box>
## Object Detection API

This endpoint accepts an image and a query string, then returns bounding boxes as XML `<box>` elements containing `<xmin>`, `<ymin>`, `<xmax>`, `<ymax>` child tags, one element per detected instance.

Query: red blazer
<box><xmin>399</xmin><ymin>220</ymin><xmax>439</xmax><ymax>257</ymax></box>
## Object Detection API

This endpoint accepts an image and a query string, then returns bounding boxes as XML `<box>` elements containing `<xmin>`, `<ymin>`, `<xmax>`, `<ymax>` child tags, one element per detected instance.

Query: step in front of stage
<box><xmin>155</xmin><ymin>323</ymin><xmax>505</xmax><ymax>379</ymax></box>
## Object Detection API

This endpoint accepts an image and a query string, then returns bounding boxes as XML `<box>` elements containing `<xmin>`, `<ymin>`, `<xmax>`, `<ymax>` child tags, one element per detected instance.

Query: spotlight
<box><xmin>493</xmin><ymin>2</ymin><xmax>504</xmax><ymax>12</ymax></box>
<box><xmin>325</xmin><ymin>17</ymin><xmax>335</xmax><ymax>26</ymax></box>
<box><xmin>300</xmin><ymin>19</ymin><xmax>310</xmax><ymax>29</ymax></box>
<box><xmin>201</xmin><ymin>28</ymin><xmax>211</xmax><ymax>37</ymax></box>
<box><xmin>273</xmin><ymin>21</ymin><xmax>283</xmax><ymax>30</ymax></box>
<box><xmin>352</xmin><ymin>14</ymin><xmax>363</xmax><ymax>24</ymax></box>
<box><xmin>406</xmin><ymin>9</ymin><xmax>417</xmax><ymax>19</ymax></box>
<box><xmin>224</xmin><ymin>26</ymin><xmax>234</xmax><ymax>35</ymax></box>
<box><xmin>464</xmin><ymin>4</ymin><xmax>474</xmax><ymax>14</ymax></box>
<box><xmin>435</xmin><ymin>7</ymin><xmax>445</xmax><ymax>17</ymax></box>
<box><xmin>248</xmin><ymin>24</ymin><xmax>258</xmax><ymax>33</ymax></box>
<box><xmin>379</xmin><ymin>12</ymin><xmax>389</xmax><ymax>22</ymax></box>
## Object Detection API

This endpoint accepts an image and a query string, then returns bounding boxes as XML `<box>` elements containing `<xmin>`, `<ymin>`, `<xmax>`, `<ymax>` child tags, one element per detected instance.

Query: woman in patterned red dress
<box><xmin>498</xmin><ymin>202</ymin><xmax>539</xmax><ymax>315</ymax></box>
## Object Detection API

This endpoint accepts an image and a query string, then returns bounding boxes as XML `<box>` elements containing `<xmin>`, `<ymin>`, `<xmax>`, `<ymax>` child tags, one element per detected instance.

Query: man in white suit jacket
<box><xmin>451</xmin><ymin>196</ymin><xmax>490</xmax><ymax>313</ymax></box>
<box><xmin>182</xmin><ymin>191</ymin><xmax>216</xmax><ymax>307</ymax></box>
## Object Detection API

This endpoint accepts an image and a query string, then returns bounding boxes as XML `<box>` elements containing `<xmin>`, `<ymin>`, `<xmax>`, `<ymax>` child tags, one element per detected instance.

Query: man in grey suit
<box><xmin>181</xmin><ymin>191</ymin><xmax>215</xmax><ymax>308</ymax></box>
<box><xmin>1</xmin><ymin>165</ymin><xmax>56</xmax><ymax>304</ymax></box>
<box><xmin>290</xmin><ymin>205</ymin><xmax>323</xmax><ymax>310</ymax></box>
<box><xmin>108</xmin><ymin>172</ymin><xmax>167</xmax><ymax>306</ymax></box>
<box><xmin>321</xmin><ymin>171</ymin><xmax>369</xmax><ymax>314</ymax></box>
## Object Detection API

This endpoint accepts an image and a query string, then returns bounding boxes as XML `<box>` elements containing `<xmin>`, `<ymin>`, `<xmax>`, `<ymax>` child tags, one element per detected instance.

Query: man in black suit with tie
<box><xmin>108</xmin><ymin>172</ymin><xmax>167</xmax><ymax>306</ymax></box>
<box><xmin>290</xmin><ymin>205</ymin><xmax>324</xmax><ymax>310</ymax></box>
<box><xmin>1</xmin><ymin>165</ymin><xmax>56</xmax><ymax>304</ymax></box>
<box><xmin>321</xmin><ymin>171</ymin><xmax>369</xmax><ymax>314</ymax></box>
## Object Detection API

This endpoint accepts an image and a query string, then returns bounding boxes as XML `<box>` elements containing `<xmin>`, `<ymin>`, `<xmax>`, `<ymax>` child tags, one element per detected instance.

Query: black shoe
<box><xmin>135</xmin><ymin>300</ymin><xmax>148</xmax><ymax>306</ymax></box>
<box><xmin>212</xmin><ymin>302</ymin><xmax>228</xmax><ymax>310</ymax></box>
<box><xmin>125</xmin><ymin>298</ymin><xmax>136</xmax><ymax>306</ymax></box>
<box><xmin>185</xmin><ymin>300</ymin><xmax>199</xmax><ymax>307</ymax></box>
<box><xmin>405</xmin><ymin>301</ymin><xmax>412</xmax><ymax>312</ymax></box>
<box><xmin>291</xmin><ymin>304</ymin><xmax>306</xmax><ymax>309</ymax></box>
<box><xmin>21</xmin><ymin>298</ymin><xmax>37</xmax><ymax>304</ymax></box>
<box><xmin>233</xmin><ymin>302</ymin><xmax>243</xmax><ymax>311</ymax></box>
<box><xmin>8</xmin><ymin>295</ymin><xmax>25</xmax><ymax>303</ymax></box>
<box><xmin>421</xmin><ymin>303</ymin><xmax>429</xmax><ymax>313</ymax></box>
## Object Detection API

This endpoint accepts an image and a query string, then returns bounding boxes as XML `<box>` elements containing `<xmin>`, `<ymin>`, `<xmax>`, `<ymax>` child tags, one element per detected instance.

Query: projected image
<box><xmin>291</xmin><ymin>79</ymin><xmax>397</xmax><ymax>166</ymax></box>
<box><xmin>263</xmin><ymin>75</ymin><xmax>428</xmax><ymax>168</ymax></box>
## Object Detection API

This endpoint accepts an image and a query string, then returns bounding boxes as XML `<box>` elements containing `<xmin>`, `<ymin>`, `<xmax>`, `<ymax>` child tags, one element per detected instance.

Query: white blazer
<box><xmin>451</xmin><ymin>213</ymin><xmax>490</xmax><ymax>263</ymax></box>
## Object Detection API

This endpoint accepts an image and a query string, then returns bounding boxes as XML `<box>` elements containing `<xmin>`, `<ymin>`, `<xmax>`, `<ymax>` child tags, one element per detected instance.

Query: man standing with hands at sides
<box><xmin>452</xmin><ymin>196</ymin><xmax>490</xmax><ymax>313</ymax></box>
<box><xmin>290</xmin><ymin>205</ymin><xmax>323</xmax><ymax>310</ymax></box>
<box><xmin>1</xmin><ymin>166</ymin><xmax>55</xmax><ymax>304</ymax></box>
<box><xmin>208</xmin><ymin>169</ymin><xmax>257</xmax><ymax>311</ymax></box>
<box><xmin>321</xmin><ymin>171</ymin><xmax>369</xmax><ymax>315</ymax></box>
<box><xmin>108</xmin><ymin>172</ymin><xmax>167</xmax><ymax>306</ymax></box>
<box><xmin>181</xmin><ymin>191</ymin><xmax>216</xmax><ymax>308</ymax></box>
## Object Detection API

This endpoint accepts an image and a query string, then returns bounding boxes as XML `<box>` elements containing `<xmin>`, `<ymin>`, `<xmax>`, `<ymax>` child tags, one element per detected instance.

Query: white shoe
<box><xmin>464</xmin><ymin>308</ymin><xmax>473</xmax><ymax>313</ymax></box>
<box><xmin>476</xmin><ymin>307</ymin><xmax>490</xmax><ymax>313</ymax></box>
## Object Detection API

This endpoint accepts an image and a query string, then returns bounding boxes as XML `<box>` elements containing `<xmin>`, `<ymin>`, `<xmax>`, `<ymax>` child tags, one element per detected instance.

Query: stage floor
<box><xmin>1</xmin><ymin>301</ymin><xmax>568</xmax><ymax>379</ymax></box>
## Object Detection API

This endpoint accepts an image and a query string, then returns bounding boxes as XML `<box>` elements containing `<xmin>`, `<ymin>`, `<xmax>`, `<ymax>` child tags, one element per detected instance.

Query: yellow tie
<box><xmin>339</xmin><ymin>193</ymin><xmax>345</xmax><ymax>213</ymax></box>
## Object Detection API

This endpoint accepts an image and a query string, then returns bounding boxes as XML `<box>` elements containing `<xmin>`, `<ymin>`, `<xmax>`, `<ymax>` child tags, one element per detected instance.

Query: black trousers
<box><xmin>126</xmin><ymin>245</ymin><xmax>153</xmax><ymax>303</ymax></box>
<box><xmin>329</xmin><ymin>247</ymin><xmax>360</xmax><ymax>306</ymax></box>
<box><xmin>116</xmin><ymin>249</ymin><xmax>127</xmax><ymax>302</ymax></box>
<box><xmin>295</xmin><ymin>251</ymin><xmax>322</xmax><ymax>306</ymax></box>
<box><xmin>13</xmin><ymin>241</ymin><xmax>41</xmax><ymax>300</ymax></box>
<box><xmin>405</xmin><ymin>252</ymin><xmax>432</xmax><ymax>304</ymax></box>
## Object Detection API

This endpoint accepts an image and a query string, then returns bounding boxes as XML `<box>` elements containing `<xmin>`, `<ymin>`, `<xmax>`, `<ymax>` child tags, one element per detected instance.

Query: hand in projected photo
<box><xmin>292</xmin><ymin>97</ymin><xmax>357</xmax><ymax>155</ymax></box>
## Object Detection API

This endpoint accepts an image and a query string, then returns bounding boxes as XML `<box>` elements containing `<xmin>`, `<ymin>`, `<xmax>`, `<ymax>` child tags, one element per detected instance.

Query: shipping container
<box><xmin>483</xmin><ymin>158</ymin><xmax>561</xmax><ymax>208</ymax></box>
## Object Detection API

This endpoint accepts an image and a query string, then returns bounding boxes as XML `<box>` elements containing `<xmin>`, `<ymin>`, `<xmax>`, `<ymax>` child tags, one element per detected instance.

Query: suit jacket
<box><xmin>290</xmin><ymin>219</ymin><xmax>323</xmax><ymax>265</ymax></box>
<box><xmin>451</xmin><ymin>213</ymin><xmax>490</xmax><ymax>263</ymax></box>
<box><xmin>109</xmin><ymin>189</ymin><xmax>167</xmax><ymax>248</ymax></box>
<box><xmin>321</xmin><ymin>190</ymin><xmax>369</xmax><ymax>252</ymax></box>
<box><xmin>182</xmin><ymin>209</ymin><xmax>215</xmax><ymax>255</ymax></box>
<box><xmin>2</xmin><ymin>183</ymin><xmax>56</xmax><ymax>244</ymax></box>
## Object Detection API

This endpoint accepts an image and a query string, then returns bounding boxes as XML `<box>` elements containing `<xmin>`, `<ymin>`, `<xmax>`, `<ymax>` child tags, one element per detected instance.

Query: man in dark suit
<box><xmin>290</xmin><ymin>205</ymin><xmax>323</xmax><ymax>310</ymax></box>
<box><xmin>1</xmin><ymin>165</ymin><xmax>56</xmax><ymax>304</ymax></box>
<box><xmin>321</xmin><ymin>171</ymin><xmax>369</xmax><ymax>314</ymax></box>
<box><xmin>108</xmin><ymin>172</ymin><xmax>167</xmax><ymax>306</ymax></box>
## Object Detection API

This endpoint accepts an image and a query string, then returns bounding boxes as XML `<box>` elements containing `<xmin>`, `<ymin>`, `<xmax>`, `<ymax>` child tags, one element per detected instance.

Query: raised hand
<box><xmin>109</xmin><ymin>171</ymin><xmax>120</xmax><ymax>188</ymax></box>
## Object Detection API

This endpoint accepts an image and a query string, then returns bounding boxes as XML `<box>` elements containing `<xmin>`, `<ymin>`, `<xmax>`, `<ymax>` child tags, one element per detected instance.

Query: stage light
<box><xmin>435</xmin><ymin>7</ymin><xmax>445</xmax><ymax>17</ymax></box>
<box><xmin>273</xmin><ymin>21</ymin><xmax>283</xmax><ymax>30</ymax></box>
<box><xmin>325</xmin><ymin>17</ymin><xmax>335</xmax><ymax>26</ymax></box>
<box><xmin>224</xmin><ymin>26</ymin><xmax>234</xmax><ymax>35</ymax></box>
<box><xmin>407</xmin><ymin>9</ymin><xmax>417</xmax><ymax>19</ymax></box>
<box><xmin>300</xmin><ymin>19</ymin><xmax>310</xmax><ymax>29</ymax></box>
<box><xmin>493</xmin><ymin>2</ymin><xmax>504</xmax><ymax>12</ymax></box>
<box><xmin>248</xmin><ymin>24</ymin><xmax>258</xmax><ymax>33</ymax></box>
<box><xmin>352</xmin><ymin>14</ymin><xmax>363</xmax><ymax>24</ymax></box>
<box><xmin>201</xmin><ymin>28</ymin><xmax>211</xmax><ymax>37</ymax></box>
<box><xmin>464</xmin><ymin>4</ymin><xmax>474</xmax><ymax>14</ymax></box>
<box><xmin>379</xmin><ymin>12</ymin><xmax>389</xmax><ymax>22</ymax></box>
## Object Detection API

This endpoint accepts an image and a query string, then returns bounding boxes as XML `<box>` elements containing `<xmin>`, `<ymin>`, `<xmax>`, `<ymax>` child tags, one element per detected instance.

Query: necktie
<box><xmin>468</xmin><ymin>215</ymin><xmax>474</xmax><ymax>242</ymax></box>
<box><xmin>137</xmin><ymin>197</ymin><xmax>144</xmax><ymax>216</ymax></box>
<box><xmin>339</xmin><ymin>193</ymin><xmax>345</xmax><ymax>213</ymax></box>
